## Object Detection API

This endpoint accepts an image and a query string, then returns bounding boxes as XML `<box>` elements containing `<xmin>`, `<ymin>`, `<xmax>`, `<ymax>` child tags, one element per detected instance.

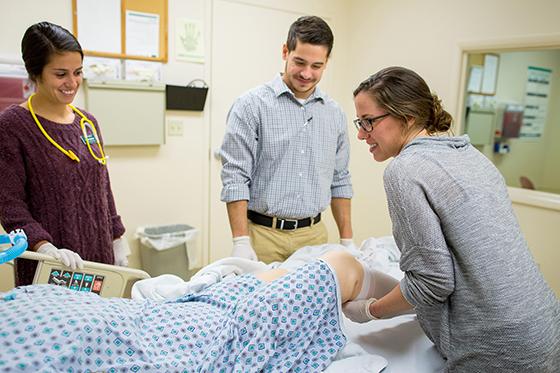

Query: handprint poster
<box><xmin>176</xmin><ymin>18</ymin><xmax>205</xmax><ymax>63</ymax></box>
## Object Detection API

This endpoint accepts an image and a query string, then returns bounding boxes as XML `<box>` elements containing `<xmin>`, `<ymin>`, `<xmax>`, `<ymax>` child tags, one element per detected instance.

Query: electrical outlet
<box><xmin>167</xmin><ymin>119</ymin><xmax>184</xmax><ymax>136</ymax></box>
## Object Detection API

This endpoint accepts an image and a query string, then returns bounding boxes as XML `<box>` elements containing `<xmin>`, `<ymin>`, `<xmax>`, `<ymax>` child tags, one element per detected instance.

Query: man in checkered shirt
<box><xmin>220</xmin><ymin>16</ymin><xmax>354</xmax><ymax>263</ymax></box>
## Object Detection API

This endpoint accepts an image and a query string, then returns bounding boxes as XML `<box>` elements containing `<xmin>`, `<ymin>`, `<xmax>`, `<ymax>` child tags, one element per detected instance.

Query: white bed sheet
<box><xmin>344</xmin><ymin>315</ymin><xmax>444</xmax><ymax>372</ymax></box>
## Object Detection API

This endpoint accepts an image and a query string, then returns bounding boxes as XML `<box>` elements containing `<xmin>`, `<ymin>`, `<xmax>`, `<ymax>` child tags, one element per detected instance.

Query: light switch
<box><xmin>167</xmin><ymin>119</ymin><xmax>184</xmax><ymax>136</ymax></box>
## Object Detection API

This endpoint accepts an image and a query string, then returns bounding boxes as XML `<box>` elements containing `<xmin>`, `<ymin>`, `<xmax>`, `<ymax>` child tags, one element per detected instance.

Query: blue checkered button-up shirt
<box><xmin>220</xmin><ymin>74</ymin><xmax>352</xmax><ymax>219</ymax></box>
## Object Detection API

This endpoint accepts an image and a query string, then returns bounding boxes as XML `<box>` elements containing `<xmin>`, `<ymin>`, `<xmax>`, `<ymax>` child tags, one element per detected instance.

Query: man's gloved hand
<box><xmin>231</xmin><ymin>236</ymin><xmax>258</xmax><ymax>261</ymax></box>
<box><xmin>342</xmin><ymin>298</ymin><xmax>378</xmax><ymax>323</ymax></box>
<box><xmin>340</xmin><ymin>238</ymin><xmax>358</xmax><ymax>252</ymax></box>
<box><xmin>37</xmin><ymin>242</ymin><xmax>84</xmax><ymax>269</ymax></box>
<box><xmin>113</xmin><ymin>237</ymin><xmax>131</xmax><ymax>267</ymax></box>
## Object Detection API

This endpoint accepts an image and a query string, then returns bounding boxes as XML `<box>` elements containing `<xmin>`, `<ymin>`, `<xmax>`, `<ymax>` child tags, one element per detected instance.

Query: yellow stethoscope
<box><xmin>27</xmin><ymin>93</ymin><xmax>107</xmax><ymax>165</ymax></box>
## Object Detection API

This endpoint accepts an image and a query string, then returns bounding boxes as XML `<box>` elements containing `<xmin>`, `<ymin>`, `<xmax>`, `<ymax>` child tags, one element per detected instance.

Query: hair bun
<box><xmin>428</xmin><ymin>94</ymin><xmax>452</xmax><ymax>133</ymax></box>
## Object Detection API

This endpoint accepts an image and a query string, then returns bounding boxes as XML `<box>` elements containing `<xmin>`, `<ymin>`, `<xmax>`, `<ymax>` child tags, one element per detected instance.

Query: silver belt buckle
<box><xmin>279</xmin><ymin>218</ymin><xmax>298</xmax><ymax>230</ymax></box>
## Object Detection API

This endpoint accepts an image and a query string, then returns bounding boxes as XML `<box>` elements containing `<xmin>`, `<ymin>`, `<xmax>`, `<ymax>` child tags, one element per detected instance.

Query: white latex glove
<box><xmin>342</xmin><ymin>298</ymin><xmax>378</xmax><ymax>323</ymax></box>
<box><xmin>37</xmin><ymin>242</ymin><xmax>84</xmax><ymax>270</ymax></box>
<box><xmin>340</xmin><ymin>238</ymin><xmax>358</xmax><ymax>252</ymax></box>
<box><xmin>231</xmin><ymin>236</ymin><xmax>258</xmax><ymax>261</ymax></box>
<box><xmin>113</xmin><ymin>237</ymin><xmax>131</xmax><ymax>267</ymax></box>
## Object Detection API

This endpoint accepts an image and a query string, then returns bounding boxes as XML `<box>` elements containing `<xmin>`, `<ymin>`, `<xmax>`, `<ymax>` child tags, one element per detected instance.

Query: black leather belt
<box><xmin>248</xmin><ymin>210</ymin><xmax>321</xmax><ymax>230</ymax></box>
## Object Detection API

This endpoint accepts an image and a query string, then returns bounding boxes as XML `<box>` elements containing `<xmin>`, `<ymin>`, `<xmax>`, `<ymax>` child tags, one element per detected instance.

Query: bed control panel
<box><xmin>47</xmin><ymin>269</ymin><xmax>105</xmax><ymax>294</ymax></box>
<box><xmin>21</xmin><ymin>250</ymin><xmax>150</xmax><ymax>298</ymax></box>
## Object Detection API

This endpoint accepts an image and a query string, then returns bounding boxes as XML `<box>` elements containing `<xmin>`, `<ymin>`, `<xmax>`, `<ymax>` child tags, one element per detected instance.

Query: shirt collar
<box><xmin>268</xmin><ymin>73</ymin><xmax>325</xmax><ymax>102</ymax></box>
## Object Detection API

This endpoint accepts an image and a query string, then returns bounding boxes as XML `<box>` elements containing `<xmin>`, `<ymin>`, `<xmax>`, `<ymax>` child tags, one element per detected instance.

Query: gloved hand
<box><xmin>37</xmin><ymin>242</ymin><xmax>84</xmax><ymax>269</ymax></box>
<box><xmin>342</xmin><ymin>298</ymin><xmax>378</xmax><ymax>323</ymax></box>
<box><xmin>231</xmin><ymin>236</ymin><xmax>258</xmax><ymax>261</ymax></box>
<box><xmin>113</xmin><ymin>237</ymin><xmax>131</xmax><ymax>267</ymax></box>
<box><xmin>340</xmin><ymin>238</ymin><xmax>358</xmax><ymax>252</ymax></box>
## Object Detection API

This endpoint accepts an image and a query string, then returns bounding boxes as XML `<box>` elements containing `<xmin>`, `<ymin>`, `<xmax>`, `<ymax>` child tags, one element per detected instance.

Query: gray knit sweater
<box><xmin>384</xmin><ymin>135</ymin><xmax>559</xmax><ymax>372</ymax></box>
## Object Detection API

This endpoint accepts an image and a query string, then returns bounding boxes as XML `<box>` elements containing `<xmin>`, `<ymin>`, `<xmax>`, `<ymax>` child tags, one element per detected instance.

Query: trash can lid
<box><xmin>143</xmin><ymin>224</ymin><xmax>194</xmax><ymax>236</ymax></box>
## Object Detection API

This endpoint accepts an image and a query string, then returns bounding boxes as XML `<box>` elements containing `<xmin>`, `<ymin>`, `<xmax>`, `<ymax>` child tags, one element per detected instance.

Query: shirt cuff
<box><xmin>331</xmin><ymin>184</ymin><xmax>353</xmax><ymax>199</ymax></box>
<box><xmin>221</xmin><ymin>184</ymin><xmax>250</xmax><ymax>203</ymax></box>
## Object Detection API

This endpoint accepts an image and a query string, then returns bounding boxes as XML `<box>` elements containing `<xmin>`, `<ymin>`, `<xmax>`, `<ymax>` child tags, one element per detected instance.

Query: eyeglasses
<box><xmin>353</xmin><ymin>113</ymin><xmax>390</xmax><ymax>132</ymax></box>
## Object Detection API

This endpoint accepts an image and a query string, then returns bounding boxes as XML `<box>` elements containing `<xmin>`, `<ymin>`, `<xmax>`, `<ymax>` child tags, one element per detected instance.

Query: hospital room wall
<box><xmin>347</xmin><ymin>0</ymin><xmax>560</xmax><ymax>295</ymax></box>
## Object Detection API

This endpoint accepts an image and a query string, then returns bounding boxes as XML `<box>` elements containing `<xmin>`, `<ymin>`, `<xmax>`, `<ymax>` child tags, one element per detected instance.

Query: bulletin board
<box><xmin>72</xmin><ymin>0</ymin><xmax>168</xmax><ymax>62</ymax></box>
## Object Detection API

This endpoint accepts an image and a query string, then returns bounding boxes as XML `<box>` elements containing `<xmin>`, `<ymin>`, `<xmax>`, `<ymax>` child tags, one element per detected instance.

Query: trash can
<box><xmin>136</xmin><ymin>224</ymin><xmax>198</xmax><ymax>280</ymax></box>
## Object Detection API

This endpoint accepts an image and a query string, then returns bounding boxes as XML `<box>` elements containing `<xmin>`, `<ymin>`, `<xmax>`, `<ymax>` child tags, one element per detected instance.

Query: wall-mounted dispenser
<box><xmin>165</xmin><ymin>79</ymin><xmax>208</xmax><ymax>111</ymax></box>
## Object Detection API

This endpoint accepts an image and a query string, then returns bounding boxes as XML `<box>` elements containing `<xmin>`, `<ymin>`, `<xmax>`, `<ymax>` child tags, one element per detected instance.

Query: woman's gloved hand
<box><xmin>231</xmin><ymin>236</ymin><xmax>258</xmax><ymax>261</ymax></box>
<box><xmin>113</xmin><ymin>237</ymin><xmax>131</xmax><ymax>266</ymax></box>
<box><xmin>342</xmin><ymin>298</ymin><xmax>378</xmax><ymax>323</ymax></box>
<box><xmin>37</xmin><ymin>242</ymin><xmax>84</xmax><ymax>269</ymax></box>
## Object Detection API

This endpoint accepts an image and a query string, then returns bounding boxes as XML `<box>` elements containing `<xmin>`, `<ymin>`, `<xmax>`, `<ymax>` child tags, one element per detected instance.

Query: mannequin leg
<box><xmin>255</xmin><ymin>250</ymin><xmax>364</xmax><ymax>303</ymax></box>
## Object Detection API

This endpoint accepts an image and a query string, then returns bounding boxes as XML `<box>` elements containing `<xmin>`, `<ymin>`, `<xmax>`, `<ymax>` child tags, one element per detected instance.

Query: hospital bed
<box><xmin>0</xmin><ymin>235</ymin><xmax>444</xmax><ymax>372</ymax></box>
<box><xmin>130</xmin><ymin>237</ymin><xmax>445</xmax><ymax>372</ymax></box>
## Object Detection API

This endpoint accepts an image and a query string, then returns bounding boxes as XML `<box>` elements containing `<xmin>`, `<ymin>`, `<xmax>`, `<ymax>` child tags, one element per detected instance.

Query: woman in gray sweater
<box><xmin>346</xmin><ymin>66</ymin><xmax>559</xmax><ymax>371</ymax></box>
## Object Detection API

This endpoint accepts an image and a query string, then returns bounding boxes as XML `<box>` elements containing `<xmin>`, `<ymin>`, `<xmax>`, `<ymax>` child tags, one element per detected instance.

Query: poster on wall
<box><xmin>76</xmin><ymin>0</ymin><xmax>121</xmax><ymax>54</ymax></box>
<box><xmin>175</xmin><ymin>18</ymin><xmax>205</xmax><ymax>63</ymax></box>
<box><xmin>520</xmin><ymin>66</ymin><xmax>552</xmax><ymax>138</ymax></box>
<box><xmin>126</xmin><ymin>10</ymin><xmax>160</xmax><ymax>58</ymax></box>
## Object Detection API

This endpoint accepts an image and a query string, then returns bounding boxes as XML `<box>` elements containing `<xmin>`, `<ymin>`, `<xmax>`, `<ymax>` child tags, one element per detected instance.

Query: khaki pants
<box><xmin>249</xmin><ymin>220</ymin><xmax>328</xmax><ymax>263</ymax></box>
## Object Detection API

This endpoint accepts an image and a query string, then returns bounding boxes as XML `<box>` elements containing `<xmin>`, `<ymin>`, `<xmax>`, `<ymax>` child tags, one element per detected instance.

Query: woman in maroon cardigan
<box><xmin>0</xmin><ymin>22</ymin><xmax>129</xmax><ymax>285</ymax></box>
